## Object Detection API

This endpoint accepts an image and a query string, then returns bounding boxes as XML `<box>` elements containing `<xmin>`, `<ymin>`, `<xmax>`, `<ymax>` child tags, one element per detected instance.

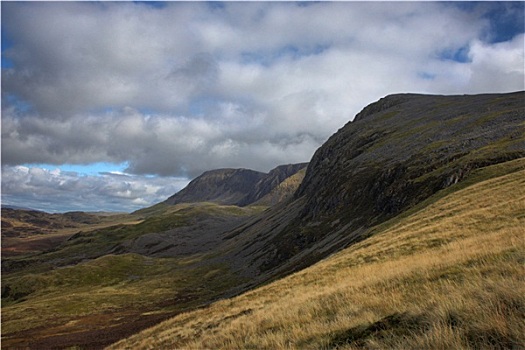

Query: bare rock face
<box><xmin>239</xmin><ymin>163</ymin><xmax>309</xmax><ymax>206</ymax></box>
<box><xmin>252</xmin><ymin>168</ymin><xmax>307</xmax><ymax>206</ymax></box>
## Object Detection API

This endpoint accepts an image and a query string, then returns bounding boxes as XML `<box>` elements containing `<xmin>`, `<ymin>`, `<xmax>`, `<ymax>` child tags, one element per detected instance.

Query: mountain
<box><xmin>212</xmin><ymin>91</ymin><xmax>525</xmax><ymax>282</ymax></box>
<box><xmin>165</xmin><ymin>168</ymin><xmax>265</xmax><ymax>205</ymax></box>
<box><xmin>298</xmin><ymin>92</ymin><xmax>525</xmax><ymax>219</ymax></box>
<box><xmin>164</xmin><ymin>163</ymin><xmax>308</xmax><ymax>206</ymax></box>
<box><xmin>2</xmin><ymin>91</ymin><xmax>523</xmax><ymax>349</ymax></box>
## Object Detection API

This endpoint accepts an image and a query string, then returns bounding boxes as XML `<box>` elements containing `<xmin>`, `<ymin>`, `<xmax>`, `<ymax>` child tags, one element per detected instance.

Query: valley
<box><xmin>1</xmin><ymin>91</ymin><xmax>524</xmax><ymax>349</ymax></box>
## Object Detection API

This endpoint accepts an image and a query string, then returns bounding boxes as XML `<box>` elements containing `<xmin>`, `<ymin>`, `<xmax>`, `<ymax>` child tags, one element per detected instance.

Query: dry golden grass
<box><xmin>109</xmin><ymin>164</ymin><xmax>525</xmax><ymax>350</ymax></box>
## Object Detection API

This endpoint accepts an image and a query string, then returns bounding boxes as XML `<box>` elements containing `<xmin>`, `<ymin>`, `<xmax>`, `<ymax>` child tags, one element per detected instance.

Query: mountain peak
<box><xmin>165</xmin><ymin>163</ymin><xmax>308</xmax><ymax>206</ymax></box>
<box><xmin>353</xmin><ymin>93</ymin><xmax>414</xmax><ymax>122</ymax></box>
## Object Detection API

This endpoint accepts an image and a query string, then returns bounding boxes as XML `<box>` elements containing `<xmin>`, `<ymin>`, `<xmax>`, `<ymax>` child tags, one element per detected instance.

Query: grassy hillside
<box><xmin>0</xmin><ymin>203</ymin><xmax>264</xmax><ymax>349</ymax></box>
<box><xmin>110</xmin><ymin>158</ymin><xmax>525</xmax><ymax>349</ymax></box>
<box><xmin>1</xmin><ymin>209</ymin><xmax>132</xmax><ymax>257</ymax></box>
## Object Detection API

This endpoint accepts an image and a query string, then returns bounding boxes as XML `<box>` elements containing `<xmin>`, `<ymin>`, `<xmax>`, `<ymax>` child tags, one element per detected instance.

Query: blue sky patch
<box><xmin>418</xmin><ymin>72</ymin><xmax>437</xmax><ymax>81</ymax></box>
<box><xmin>483</xmin><ymin>2</ymin><xmax>524</xmax><ymax>43</ymax></box>
<box><xmin>5</xmin><ymin>94</ymin><xmax>33</xmax><ymax>113</ymax></box>
<box><xmin>1</xmin><ymin>29</ymin><xmax>14</xmax><ymax>68</ymax></box>
<box><xmin>439</xmin><ymin>45</ymin><xmax>471</xmax><ymax>63</ymax></box>
<box><xmin>24</xmin><ymin>162</ymin><xmax>130</xmax><ymax>176</ymax></box>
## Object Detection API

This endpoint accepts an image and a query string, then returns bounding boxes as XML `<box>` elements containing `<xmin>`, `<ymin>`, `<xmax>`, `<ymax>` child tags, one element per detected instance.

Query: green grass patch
<box><xmin>2</xmin><ymin>252</ymin><xmax>247</xmax><ymax>336</ymax></box>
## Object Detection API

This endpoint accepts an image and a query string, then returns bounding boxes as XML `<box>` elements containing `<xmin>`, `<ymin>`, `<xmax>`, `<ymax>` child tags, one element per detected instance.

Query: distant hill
<box><xmin>1</xmin><ymin>207</ymin><xmax>131</xmax><ymax>257</ymax></box>
<box><xmin>1</xmin><ymin>208</ymin><xmax>103</xmax><ymax>238</ymax></box>
<box><xmin>1</xmin><ymin>204</ymin><xmax>36</xmax><ymax>211</ymax></box>
<box><xmin>164</xmin><ymin>163</ymin><xmax>308</xmax><ymax>206</ymax></box>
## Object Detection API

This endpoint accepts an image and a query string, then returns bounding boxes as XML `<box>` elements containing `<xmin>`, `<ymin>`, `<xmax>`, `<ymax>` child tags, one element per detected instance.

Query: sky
<box><xmin>1</xmin><ymin>1</ymin><xmax>524</xmax><ymax>213</ymax></box>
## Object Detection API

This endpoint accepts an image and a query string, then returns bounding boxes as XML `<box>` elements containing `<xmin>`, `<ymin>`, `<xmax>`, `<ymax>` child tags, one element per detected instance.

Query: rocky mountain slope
<box><xmin>213</xmin><ymin>91</ymin><xmax>525</xmax><ymax>283</ymax></box>
<box><xmin>252</xmin><ymin>168</ymin><xmax>307</xmax><ymax>206</ymax></box>
<box><xmin>238</xmin><ymin>163</ymin><xmax>309</xmax><ymax>206</ymax></box>
<box><xmin>164</xmin><ymin>163</ymin><xmax>307</xmax><ymax>206</ymax></box>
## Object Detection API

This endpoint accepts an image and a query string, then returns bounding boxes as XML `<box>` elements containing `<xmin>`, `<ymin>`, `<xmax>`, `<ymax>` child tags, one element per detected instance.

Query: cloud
<box><xmin>467</xmin><ymin>34</ymin><xmax>525</xmax><ymax>91</ymax></box>
<box><xmin>1</xmin><ymin>2</ymin><xmax>524</xmax><ymax>211</ymax></box>
<box><xmin>1</xmin><ymin>165</ymin><xmax>188</xmax><ymax>213</ymax></box>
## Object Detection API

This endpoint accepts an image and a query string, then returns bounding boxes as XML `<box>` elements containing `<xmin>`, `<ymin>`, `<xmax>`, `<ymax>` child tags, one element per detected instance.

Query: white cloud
<box><xmin>467</xmin><ymin>34</ymin><xmax>525</xmax><ymax>92</ymax></box>
<box><xmin>1</xmin><ymin>2</ymin><xmax>524</xmax><ymax>212</ymax></box>
<box><xmin>1</xmin><ymin>165</ymin><xmax>188</xmax><ymax>213</ymax></box>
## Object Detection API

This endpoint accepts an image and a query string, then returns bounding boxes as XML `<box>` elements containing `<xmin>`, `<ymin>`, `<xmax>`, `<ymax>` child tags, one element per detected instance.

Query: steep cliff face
<box><xmin>239</xmin><ymin>163</ymin><xmax>308</xmax><ymax>206</ymax></box>
<box><xmin>296</xmin><ymin>92</ymin><xmax>525</xmax><ymax>223</ymax></box>
<box><xmin>252</xmin><ymin>168</ymin><xmax>307</xmax><ymax>206</ymax></box>
<box><xmin>223</xmin><ymin>91</ymin><xmax>525</xmax><ymax>280</ymax></box>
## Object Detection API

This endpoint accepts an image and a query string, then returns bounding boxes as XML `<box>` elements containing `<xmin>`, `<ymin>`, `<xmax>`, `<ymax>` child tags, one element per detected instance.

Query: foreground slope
<box><xmin>110</xmin><ymin>158</ymin><xmax>525</xmax><ymax>350</ymax></box>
